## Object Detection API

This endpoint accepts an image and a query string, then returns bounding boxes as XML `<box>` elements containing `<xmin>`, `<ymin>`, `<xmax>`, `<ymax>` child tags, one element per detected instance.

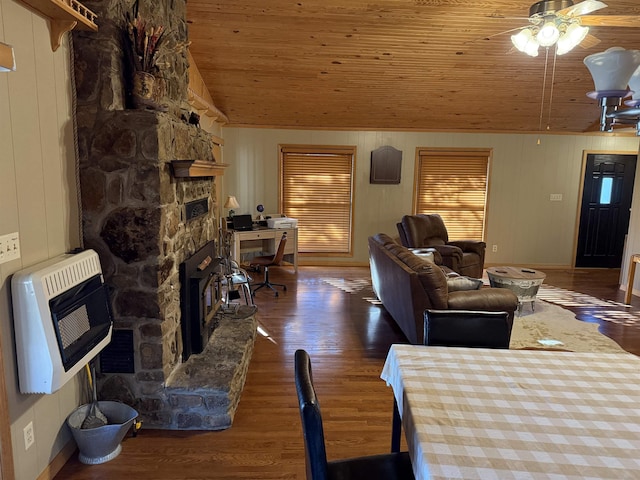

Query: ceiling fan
<box><xmin>496</xmin><ymin>0</ymin><xmax>640</xmax><ymax>56</ymax></box>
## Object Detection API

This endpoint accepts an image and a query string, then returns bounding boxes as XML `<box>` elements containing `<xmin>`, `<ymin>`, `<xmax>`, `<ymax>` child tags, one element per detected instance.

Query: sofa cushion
<box><xmin>447</xmin><ymin>275</ymin><xmax>483</xmax><ymax>292</ymax></box>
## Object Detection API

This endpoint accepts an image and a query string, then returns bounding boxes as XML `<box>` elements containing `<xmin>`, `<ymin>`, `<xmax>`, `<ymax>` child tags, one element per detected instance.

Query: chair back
<box><xmin>424</xmin><ymin>309</ymin><xmax>511</xmax><ymax>348</ymax></box>
<box><xmin>294</xmin><ymin>349</ymin><xmax>329</xmax><ymax>480</ymax></box>
<box><xmin>272</xmin><ymin>233</ymin><xmax>288</xmax><ymax>265</ymax></box>
<box><xmin>400</xmin><ymin>214</ymin><xmax>449</xmax><ymax>248</ymax></box>
<box><xmin>396</xmin><ymin>222</ymin><xmax>409</xmax><ymax>247</ymax></box>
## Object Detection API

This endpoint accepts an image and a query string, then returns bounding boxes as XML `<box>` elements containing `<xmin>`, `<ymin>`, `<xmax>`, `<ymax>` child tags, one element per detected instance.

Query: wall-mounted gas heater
<box><xmin>12</xmin><ymin>250</ymin><xmax>113</xmax><ymax>394</ymax></box>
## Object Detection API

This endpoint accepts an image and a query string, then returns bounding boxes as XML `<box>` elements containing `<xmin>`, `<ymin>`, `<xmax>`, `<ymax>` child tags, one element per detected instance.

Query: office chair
<box><xmin>294</xmin><ymin>350</ymin><xmax>414</xmax><ymax>480</ymax></box>
<box><xmin>250</xmin><ymin>233</ymin><xmax>288</xmax><ymax>297</ymax></box>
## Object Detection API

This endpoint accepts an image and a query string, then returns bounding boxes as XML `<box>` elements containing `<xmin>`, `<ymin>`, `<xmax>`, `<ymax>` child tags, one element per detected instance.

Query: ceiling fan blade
<box><xmin>580</xmin><ymin>15</ymin><xmax>640</xmax><ymax>27</ymax></box>
<box><xmin>486</xmin><ymin>14</ymin><xmax>531</xmax><ymax>20</ymax></box>
<box><xmin>479</xmin><ymin>25</ymin><xmax>528</xmax><ymax>40</ymax></box>
<box><xmin>557</xmin><ymin>0</ymin><xmax>607</xmax><ymax>17</ymax></box>
<box><xmin>579</xmin><ymin>33</ymin><xmax>601</xmax><ymax>49</ymax></box>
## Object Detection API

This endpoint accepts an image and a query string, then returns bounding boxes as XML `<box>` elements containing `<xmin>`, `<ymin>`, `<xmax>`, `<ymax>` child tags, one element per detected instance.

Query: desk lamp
<box><xmin>224</xmin><ymin>195</ymin><xmax>240</xmax><ymax>218</ymax></box>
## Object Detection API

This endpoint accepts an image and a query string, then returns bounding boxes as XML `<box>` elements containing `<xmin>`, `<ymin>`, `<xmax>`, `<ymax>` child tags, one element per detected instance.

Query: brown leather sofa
<box><xmin>368</xmin><ymin>233</ymin><xmax>518</xmax><ymax>344</ymax></box>
<box><xmin>397</xmin><ymin>214</ymin><xmax>486</xmax><ymax>278</ymax></box>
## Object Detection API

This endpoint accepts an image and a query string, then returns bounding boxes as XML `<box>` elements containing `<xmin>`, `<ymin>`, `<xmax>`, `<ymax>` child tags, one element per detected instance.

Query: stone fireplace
<box><xmin>71</xmin><ymin>0</ymin><xmax>256</xmax><ymax>429</ymax></box>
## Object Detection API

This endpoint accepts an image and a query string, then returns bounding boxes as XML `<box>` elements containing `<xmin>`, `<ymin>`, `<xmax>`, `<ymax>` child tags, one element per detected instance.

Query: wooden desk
<box><xmin>381</xmin><ymin>344</ymin><xmax>640</xmax><ymax>480</ymax></box>
<box><xmin>230</xmin><ymin>227</ymin><xmax>298</xmax><ymax>272</ymax></box>
<box><xmin>625</xmin><ymin>254</ymin><xmax>640</xmax><ymax>304</ymax></box>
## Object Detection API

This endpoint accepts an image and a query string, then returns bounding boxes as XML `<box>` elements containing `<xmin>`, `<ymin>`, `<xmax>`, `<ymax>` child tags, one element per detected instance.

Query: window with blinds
<box><xmin>415</xmin><ymin>148</ymin><xmax>491</xmax><ymax>241</ymax></box>
<box><xmin>280</xmin><ymin>145</ymin><xmax>355</xmax><ymax>254</ymax></box>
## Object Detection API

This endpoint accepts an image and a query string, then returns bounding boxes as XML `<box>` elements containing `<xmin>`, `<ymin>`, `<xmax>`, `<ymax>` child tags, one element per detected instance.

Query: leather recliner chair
<box><xmin>397</xmin><ymin>214</ymin><xmax>486</xmax><ymax>278</ymax></box>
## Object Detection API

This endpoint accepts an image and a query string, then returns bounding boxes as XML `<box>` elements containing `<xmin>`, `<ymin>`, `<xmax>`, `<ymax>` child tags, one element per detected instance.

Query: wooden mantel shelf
<box><xmin>171</xmin><ymin>160</ymin><xmax>229</xmax><ymax>178</ymax></box>
<box><xmin>20</xmin><ymin>0</ymin><xmax>98</xmax><ymax>51</ymax></box>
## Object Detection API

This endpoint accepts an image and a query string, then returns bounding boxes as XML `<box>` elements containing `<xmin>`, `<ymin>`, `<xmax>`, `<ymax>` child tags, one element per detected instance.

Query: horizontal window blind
<box><xmin>416</xmin><ymin>149</ymin><xmax>489</xmax><ymax>240</ymax></box>
<box><xmin>280</xmin><ymin>146</ymin><xmax>355</xmax><ymax>254</ymax></box>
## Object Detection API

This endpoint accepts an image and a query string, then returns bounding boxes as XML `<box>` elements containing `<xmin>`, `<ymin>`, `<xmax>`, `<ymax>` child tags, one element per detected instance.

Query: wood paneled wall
<box><xmin>0</xmin><ymin>2</ymin><xmax>83</xmax><ymax>479</ymax></box>
<box><xmin>221</xmin><ymin>128</ymin><xmax>640</xmax><ymax>268</ymax></box>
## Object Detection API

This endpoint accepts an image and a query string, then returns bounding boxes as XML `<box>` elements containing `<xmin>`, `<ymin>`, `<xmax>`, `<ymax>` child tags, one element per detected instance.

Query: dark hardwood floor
<box><xmin>55</xmin><ymin>266</ymin><xmax>640</xmax><ymax>479</ymax></box>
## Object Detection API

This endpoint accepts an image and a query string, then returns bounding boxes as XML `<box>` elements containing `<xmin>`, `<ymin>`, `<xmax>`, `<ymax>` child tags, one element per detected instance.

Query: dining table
<box><xmin>381</xmin><ymin>344</ymin><xmax>640</xmax><ymax>480</ymax></box>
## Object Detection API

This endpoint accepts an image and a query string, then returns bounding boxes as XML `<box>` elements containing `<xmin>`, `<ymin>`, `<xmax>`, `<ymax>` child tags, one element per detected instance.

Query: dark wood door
<box><xmin>576</xmin><ymin>153</ymin><xmax>637</xmax><ymax>268</ymax></box>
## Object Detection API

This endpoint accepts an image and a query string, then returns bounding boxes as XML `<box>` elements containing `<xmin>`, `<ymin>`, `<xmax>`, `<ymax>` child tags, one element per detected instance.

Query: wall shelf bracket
<box><xmin>20</xmin><ymin>0</ymin><xmax>98</xmax><ymax>51</ymax></box>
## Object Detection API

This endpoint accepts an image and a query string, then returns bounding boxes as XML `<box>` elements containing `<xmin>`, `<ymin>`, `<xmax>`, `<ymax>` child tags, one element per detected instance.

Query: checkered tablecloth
<box><xmin>381</xmin><ymin>345</ymin><xmax>640</xmax><ymax>480</ymax></box>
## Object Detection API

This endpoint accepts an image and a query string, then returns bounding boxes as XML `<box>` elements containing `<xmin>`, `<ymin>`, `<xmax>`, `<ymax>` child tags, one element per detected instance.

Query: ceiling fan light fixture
<box><xmin>536</xmin><ymin>21</ymin><xmax>561</xmax><ymax>46</ymax></box>
<box><xmin>511</xmin><ymin>28</ymin><xmax>540</xmax><ymax>57</ymax></box>
<box><xmin>556</xmin><ymin>23</ymin><xmax>589</xmax><ymax>55</ymax></box>
<box><xmin>628</xmin><ymin>66</ymin><xmax>640</xmax><ymax>101</ymax></box>
<box><xmin>584</xmin><ymin>47</ymin><xmax>640</xmax><ymax>91</ymax></box>
<box><xmin>585</xmin><ymin>47</ymin><xmax>640</xmax><ymax>135</ymax></box>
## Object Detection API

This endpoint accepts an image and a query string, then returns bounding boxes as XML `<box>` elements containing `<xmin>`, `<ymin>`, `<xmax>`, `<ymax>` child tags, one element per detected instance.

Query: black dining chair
<box><xmin>423</xmin><ymin>309</ymin><xmax>512</xmax><ymax>348</ymax></box>
<box><xmin>294</xmin><ymin>349</ymin><xmax>414</xmax><ymax>480</ymax></box>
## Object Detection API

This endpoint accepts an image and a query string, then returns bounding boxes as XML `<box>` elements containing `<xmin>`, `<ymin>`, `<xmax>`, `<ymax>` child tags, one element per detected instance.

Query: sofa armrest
<box><xmin>431</xmin><ymin>244</ymin><xmax>463</xmax><ymax>261</ymax></box>
<box><xmin>447</xmin><ymin>288</ymin><xmax>519</xmax><ymax>314</ymax></box>
<box><xmin>430</xmin><ymin>244</ymin><xmax>462</xmax><ymax>271</ymax></box>
<box><xmin>448</xmin><ymin>240</ymin><xmax>486</xmax><ymax>256</ymax></box>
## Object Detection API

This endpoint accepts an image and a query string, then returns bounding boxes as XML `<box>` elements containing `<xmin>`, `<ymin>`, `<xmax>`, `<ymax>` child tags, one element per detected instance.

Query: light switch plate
<box><xmin>0</xmin><ymin>232</ymin><xmax>20</xmax><ymax>264</ymax></box>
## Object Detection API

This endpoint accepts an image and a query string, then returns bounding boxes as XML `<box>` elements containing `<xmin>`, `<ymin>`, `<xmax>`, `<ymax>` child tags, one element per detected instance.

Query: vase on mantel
<box><xmin>132</xmin><ymin>71</ymin><xmax>156</xmax><ymax>108</ymax></box>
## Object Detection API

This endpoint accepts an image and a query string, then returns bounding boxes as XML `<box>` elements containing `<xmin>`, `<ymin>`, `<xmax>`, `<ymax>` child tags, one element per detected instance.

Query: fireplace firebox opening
<box><xmin>179</xmin><ymin>241</ymin><xmax>223</xmax><ymax>360</ymax></box>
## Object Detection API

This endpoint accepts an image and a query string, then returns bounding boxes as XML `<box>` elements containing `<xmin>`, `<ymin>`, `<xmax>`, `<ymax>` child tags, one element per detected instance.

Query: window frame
<box><xmin>413</xmin><ymin>147</ymin><xmax>492</xmax><ymax>241</ymax></box>
<box><xmin>279</xmin><ymin>144</ymin><xmax>356</xmax><ymax>256</ymax></box>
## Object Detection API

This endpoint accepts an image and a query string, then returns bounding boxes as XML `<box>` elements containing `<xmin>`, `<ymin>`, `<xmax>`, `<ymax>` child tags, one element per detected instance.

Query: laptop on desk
<box><xmin>232</xmin><ymin>214</ymin><xmax>254</xmax><ymax>231</ymax></box>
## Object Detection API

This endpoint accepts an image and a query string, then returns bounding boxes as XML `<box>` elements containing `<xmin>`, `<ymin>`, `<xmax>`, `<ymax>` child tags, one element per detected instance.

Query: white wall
<box><xmin>221</xmin><ymin>128</ymin><xmax>640</xmax><ymax>267</ymax></box>
<box><xmin>1</xmin><ymin>2</ymin><xmax>83</xmax><ymax>478</ymax></box>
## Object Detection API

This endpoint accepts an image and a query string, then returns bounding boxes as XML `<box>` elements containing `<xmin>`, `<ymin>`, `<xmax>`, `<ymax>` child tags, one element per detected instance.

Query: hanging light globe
<box><xmin>536</xmin><ymin>21</ymin><xmax>560</xmax><ymax>47</ymax></box>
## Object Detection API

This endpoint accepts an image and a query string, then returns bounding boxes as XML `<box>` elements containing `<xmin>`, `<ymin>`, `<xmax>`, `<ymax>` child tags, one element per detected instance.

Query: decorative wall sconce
<box><xmin>0</xmin><ymin>42</ymin><xmax>16</xmax><ymax>72</ymax></box>
<box><xmin>584</xmin><ymin>47</ymin><xmax>640</xmax><ymax>135</ymax></box>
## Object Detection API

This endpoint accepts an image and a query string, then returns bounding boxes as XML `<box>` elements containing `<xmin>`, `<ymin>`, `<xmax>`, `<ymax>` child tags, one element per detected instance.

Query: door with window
<box><xmin>576</xmin><ymin>153</ymin><xmax>637</xmax><ymax>268</ymax></box>
<box><xmin>415</xmin><ymin>148</ymin><xmax>490</xmax><ymax>240</ymax></box>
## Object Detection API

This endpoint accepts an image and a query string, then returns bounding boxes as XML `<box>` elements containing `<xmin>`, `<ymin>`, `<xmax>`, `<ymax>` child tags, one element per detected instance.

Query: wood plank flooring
<box><xmin>55</xmin><ymin>266</ymin><xmax>640</xmax><ymax>479</ymax></box>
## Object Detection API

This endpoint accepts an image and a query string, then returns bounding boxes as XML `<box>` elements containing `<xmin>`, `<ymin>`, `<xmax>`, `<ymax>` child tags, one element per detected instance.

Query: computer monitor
<box><xmin>232</xmin><ymin>214</ymin><xmax>253</xmax><ymax>231</ymax></box>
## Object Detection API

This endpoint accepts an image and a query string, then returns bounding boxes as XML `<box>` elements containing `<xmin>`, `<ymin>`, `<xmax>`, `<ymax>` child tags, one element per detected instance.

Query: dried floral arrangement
<box><xmin>126</xmin><ymin>12</ymin><xmax>165</xmax><ymax>74</ymax></box>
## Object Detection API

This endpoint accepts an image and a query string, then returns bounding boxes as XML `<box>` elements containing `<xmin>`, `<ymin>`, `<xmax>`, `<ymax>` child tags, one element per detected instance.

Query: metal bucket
<box><xmin>67</xmin><ymin>401</ymin><xmax>138</xmax><ymax>464</ymax></box>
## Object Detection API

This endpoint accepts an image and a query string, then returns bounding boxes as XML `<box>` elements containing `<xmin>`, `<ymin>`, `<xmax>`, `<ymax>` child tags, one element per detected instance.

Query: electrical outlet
<box><xmin>23</xmin><ymin>421</ymin><xmax>34</xmax><ymax>450</ymax></box>
<box><xmin>0</xmin><ymin>232</ymin><xmax>20</xmax><ymax>265</ymax></box>
<box><xmin>492</xmin><ymin>244</ymin><xmax>498</xmax><ymax>253</ymax></box>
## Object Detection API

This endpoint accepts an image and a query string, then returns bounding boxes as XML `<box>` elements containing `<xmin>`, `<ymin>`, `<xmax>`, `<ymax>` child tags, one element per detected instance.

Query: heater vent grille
<box><xmin>58</xmin><ymin>304</ymin><xmax>91</xmax><ymax>349</ymax></box>
<box><xmin>42</xmin><ymin>255</ymin><xmax>101</xmax><ymax>299</ymax></box>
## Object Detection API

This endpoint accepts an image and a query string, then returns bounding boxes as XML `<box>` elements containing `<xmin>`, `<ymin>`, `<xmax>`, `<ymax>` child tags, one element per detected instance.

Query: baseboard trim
<box><xmin>37</xmin><ymin>440</ymin><xmax>76</xmax><ymax>480</ymax></box>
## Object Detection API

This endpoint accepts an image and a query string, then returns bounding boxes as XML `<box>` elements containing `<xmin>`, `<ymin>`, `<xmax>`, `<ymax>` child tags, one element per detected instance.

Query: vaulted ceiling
<box><xmin>186</xmin><ymin>1</ymin><xmax>640</xmax><ymax>134</ymax></box>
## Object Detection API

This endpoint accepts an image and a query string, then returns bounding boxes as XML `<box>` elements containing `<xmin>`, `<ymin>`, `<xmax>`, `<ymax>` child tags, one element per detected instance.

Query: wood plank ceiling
<box><xmin>186</xmin><ymin>0</ymin><xmax>640</xmax><ymax>133</ymax></box>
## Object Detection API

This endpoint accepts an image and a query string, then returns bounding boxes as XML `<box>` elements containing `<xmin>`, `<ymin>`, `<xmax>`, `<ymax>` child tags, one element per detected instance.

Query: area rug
<box><xmin>320</xmin><ymin>277</ymin><xmax>626</xmax><ymax>353</ymax></box>
<box><xmin>509</xmin><ymin>300</ymin><xmax>625</xmax><ymax>352</ymax></box>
